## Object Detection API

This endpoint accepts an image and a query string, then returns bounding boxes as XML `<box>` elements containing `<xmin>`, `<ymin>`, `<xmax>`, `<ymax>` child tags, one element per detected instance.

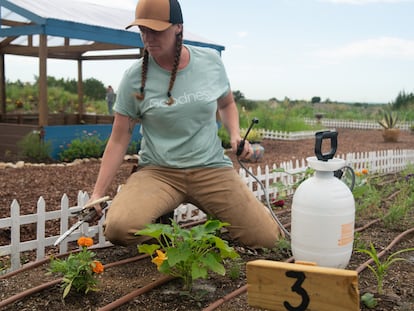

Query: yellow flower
<box><xmin>362</xmin><ymin>168</ymin><xmax>369</xmax><ymax>175</ymax></box>
<box><xmin>151</xmin><ymin>250</ymin><xmax>168</xmax><ymax>270</ymax></box>
<box><xmin>77</xmin><ymin>236</ymin><xmax>93</xmax><ymax>248</ymax></box>
<box><xmin>355</xmin><ymin>171</ymin><xmax>362</xmax><ymax>177</ymax></box>
<box><xmin>91</xmin><ymin>260</ymin><xmax>104</xmax><ymax>274</ymax></box>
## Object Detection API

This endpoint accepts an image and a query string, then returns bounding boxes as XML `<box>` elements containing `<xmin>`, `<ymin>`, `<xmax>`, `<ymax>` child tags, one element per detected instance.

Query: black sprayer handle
<box><xmin>314</xmin><ymin>130</ymin><xmax>338</xmax><ymax>161</ymax></box>
<box><xmin>237</xmin><ymin>118</ymin><xmax>259</xmax><ymax>156</ymax></box>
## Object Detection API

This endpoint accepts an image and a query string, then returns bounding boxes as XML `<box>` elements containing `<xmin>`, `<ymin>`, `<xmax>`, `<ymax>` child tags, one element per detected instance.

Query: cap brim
<box><xmin>125</xmin><ymin>19</ymin><xmax>172</xmax><ymax>31</ymax></box>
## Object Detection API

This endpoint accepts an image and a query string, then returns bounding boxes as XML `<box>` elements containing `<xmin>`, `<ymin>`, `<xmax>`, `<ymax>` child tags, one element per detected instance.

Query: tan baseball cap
<box><xmin>126</xmin><ymin>0</ymin><xmax>183</xmax><ymax>31</ymax></box>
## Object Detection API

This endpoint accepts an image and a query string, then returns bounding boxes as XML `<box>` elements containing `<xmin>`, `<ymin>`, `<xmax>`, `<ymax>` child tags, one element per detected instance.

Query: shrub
<box><xmin>59</xmin><ymin>131</ymin><xmax>106</xmax><ymax>162</ymax></box>
<box><xmin>240</xmin><ymin>128</ymin><xmax>263</xmax><ymax>143</ymax></box>
<box><xmin>218</xmin><ymin>126</ymin><xmax>231</xmax><ymax>148</ymax></box>
<box><xmin>17</xmin><ymin>131</ymin><xmax>52</xmax><ymax>162</ymax></box>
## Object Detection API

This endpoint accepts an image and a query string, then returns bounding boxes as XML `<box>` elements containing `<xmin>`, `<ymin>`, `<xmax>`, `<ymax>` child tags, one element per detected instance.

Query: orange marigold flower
<box><xmin>91</xmin><ymin>260</ymin><xmax>104</xmax><ymax>274</ymax></box>
<box><xmin>355</xmin><ymin>171</ymin><xmax>362</xmax><ymax>177</ymax></box>
<box><xmin>151</xmin><ymin>250</ymin><xmax>168</xmax><ymax>270</ymax></box>
<box><xmin>77</xmin><ymin>236</ymin><xmax>93</xmax><ymax>248</ymax></box>
<box><xmin>362</xmin><ymin>168</ymin><xmax>368</xmax><ymax>175</ymax></box>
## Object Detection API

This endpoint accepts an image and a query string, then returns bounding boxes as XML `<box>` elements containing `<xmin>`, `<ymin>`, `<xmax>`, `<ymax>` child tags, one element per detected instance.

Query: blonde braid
<box><xmin>135</xmin><ymin>49</ymin><xmax>149</xmax><ymax>100</ymax></box>
<box><xmin>165</xmin><ymin>32</ymin><xmax>183</xmax><ymax>106</ymax></box>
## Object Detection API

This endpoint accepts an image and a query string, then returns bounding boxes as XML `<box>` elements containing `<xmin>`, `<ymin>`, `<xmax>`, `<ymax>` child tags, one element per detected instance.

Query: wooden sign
<box><xmin>247</xmin><ymin>260</ymin><xmax>359</xmax><ymax>311</ymax></box>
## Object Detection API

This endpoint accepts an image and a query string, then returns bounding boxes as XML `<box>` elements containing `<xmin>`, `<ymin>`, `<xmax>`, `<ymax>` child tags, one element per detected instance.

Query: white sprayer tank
<box><xmin>291</xmin><ymin>156</ymin><xmax>355</xmax><ymax>268</ymax></box>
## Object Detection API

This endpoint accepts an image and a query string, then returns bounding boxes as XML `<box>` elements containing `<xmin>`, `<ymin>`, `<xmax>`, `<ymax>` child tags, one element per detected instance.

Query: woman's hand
<box><xmin>232</xmin><ymin>137</ymin><xmax>253</xmax><ymax>160</ymax></box>
<box><xmin>84</xmin><ymin>195</ymin><xmax>110</xmax><ymax>220</ymax></box>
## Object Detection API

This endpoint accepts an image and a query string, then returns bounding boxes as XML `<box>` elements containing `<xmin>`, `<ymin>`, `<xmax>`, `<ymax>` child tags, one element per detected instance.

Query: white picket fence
<box><xmin>242</xmin><ymin>119</ymin><xmax>412</xmax><ymax>141</ymax></box>
<box><xmin>247</xmin><ymin>128</ymin><xmax>333</xmax><ymax>141</ymax></box>
<box><xmin>240</xmin><ymin>149</ymin><xmax>414</xmax><ymax>201</ymax></box>
<box><xmin>1</xmin><ymin>149</ymin><xmax>414</xmax><ymax>273</ymax></box>
<box><xmin>304</xmin><ymin>118</ymin><xmax>413</xmax><ymax>131</ymax></box>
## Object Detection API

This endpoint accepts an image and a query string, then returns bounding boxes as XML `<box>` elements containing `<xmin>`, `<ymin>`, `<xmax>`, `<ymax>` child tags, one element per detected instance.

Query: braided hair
<box><xmin>135</xmin><ymin>31</ymin><xmax>183</xmax><ymax>106</ymax></box>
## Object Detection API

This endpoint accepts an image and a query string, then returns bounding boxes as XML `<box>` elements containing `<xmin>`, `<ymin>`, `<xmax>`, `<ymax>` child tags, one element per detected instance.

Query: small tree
<box><xmin>84</xmin><ymin>78</ymin><xmax>106</xmax><ymax>100</ymax></box>
<box><xmin>311</xmin><ymin>96</ymin><xmax>321</xmax><ymax>104</ymax></box>
<box><xmin>232</xmin><ymin>90</ymin><xmax>245</xmax><ymax>103</ymax></box>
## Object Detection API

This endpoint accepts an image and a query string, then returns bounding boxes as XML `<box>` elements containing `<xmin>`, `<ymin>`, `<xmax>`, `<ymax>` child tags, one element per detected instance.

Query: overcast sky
<box><xmin>5</xmin><ymin>0</ymin><xmax>414</xmax><ymax>103</ymax></box>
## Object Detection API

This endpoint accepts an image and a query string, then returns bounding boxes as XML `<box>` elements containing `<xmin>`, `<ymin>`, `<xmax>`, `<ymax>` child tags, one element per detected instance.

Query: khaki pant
<box><xmin>104</xmin><ymin>166</ymin><xmax>283</xmax><ymax>249</ymax></box>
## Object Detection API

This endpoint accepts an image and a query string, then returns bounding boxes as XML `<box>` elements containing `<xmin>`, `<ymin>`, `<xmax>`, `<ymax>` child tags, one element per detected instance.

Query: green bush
<box><xmin>59</xmin><ymin>131</ymin><xmax>107</xmax><ymax>162</ymax></box>
<box><xmin>126</xmin><ymin>140</ymin><xmax>141</xmax><ymax>155</ymax></box>
<box><xmin>17</xmin><ymin>131</ymin><xmax>52</xmax><ymax>162</ymax></box>
<box><xmin>240</xmin><ymin>128</ymin><xmax>263</xmax><ymax>143</ymax></box>
<box><xmin>217</xmin><ymin>125</ymin><xmax>231</xmax><ymax>148</ymax></box>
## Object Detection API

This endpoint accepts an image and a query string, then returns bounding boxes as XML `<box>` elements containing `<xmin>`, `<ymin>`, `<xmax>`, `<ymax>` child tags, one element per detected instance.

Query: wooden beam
<box><xmin>2</xmin><ymin>43</ymin><xmax>138</xmax><ymax>59</ymax></box>
<box><xmin>0</xmin><ymin>19</ymin><xmax>33</xmax><ymax>27</ymax></box>
<box><xmin>38</xmin><ymin>34</ymin><xmax>48</xmax><ymax>127</ymax></box>
<box><xmin>77</xmin><ymin>59</ymin><xmax>83</xmax><ymax>120</ymax></box>
<box><xmin>0</xmin><ymin>53</ymin><xmax>5</xmax><ymax>115</ymax></box>
<box><xmin>81</xmin><ymin>54</ymin><xmax>140</xmax><ymax>61</ymax></box>
<box><xmin>0</xmin><ymin>36</ymin><xmax>18</xmax><ymax>48</ymax></box>
<box><xmin>247</xmin><ymin>260</ymin><xmax>359</xmax><ymax>311</ymax></box>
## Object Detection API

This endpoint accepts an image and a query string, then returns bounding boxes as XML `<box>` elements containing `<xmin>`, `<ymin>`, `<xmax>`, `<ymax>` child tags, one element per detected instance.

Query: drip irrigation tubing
<box><xmin>202</xmin><ymin>258</ymin><xmax>295</xmax><ymax>311</ymax></box>
<box><xmin>0</xmin><ymin>219</ymin><xmax>205</xmax><ymax>309</ymax></box>
<box><xmin>0</xmin><ymin>219</ymin><xmax>208</xmax><ymax>281</ymax></box>
<box><xmin>96</xmin><ymin>275</ymin><xmax>176</xmax><ymax>311</ymax></box>
<box><xmin>355</xmin><ymin>227</ymin><xmax>414</xmax><ymax>274</ymax></box>
<box><xmin>0</xmin><ymin>253</ymin><xmax>151</xmax><ymax>309</ymax></box>
<box><xmin>202</xmin><ymin>226</ymin><xmax>414</xmax><ymax>311</ymax></box>
<box><xmin>0</xmin><ymin>244</ymin><xmax>113</xmax><ymax>280</ymax></box>
<box><xmin>0</xmin><ymin>279</ymin><xmax>62</xmax><ymax>308</ymax></box>
<box><xmin>1</xmin><ymin>220</ymin><xmax>412</xmax><ymax>310</ymax></box>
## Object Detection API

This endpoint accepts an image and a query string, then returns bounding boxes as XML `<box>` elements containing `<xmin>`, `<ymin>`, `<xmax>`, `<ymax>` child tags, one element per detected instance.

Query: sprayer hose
<box><xmin>237</xmin><ymin>158</ymin><xmax>291</xmax><ymax>238</ymax></box>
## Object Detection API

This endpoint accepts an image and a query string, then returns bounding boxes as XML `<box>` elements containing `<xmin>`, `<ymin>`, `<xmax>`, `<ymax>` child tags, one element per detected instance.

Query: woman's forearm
<box><xmin>92</xmin><ymin>114</ymin><xmax>134</xmax><ymax>198</ymax></box>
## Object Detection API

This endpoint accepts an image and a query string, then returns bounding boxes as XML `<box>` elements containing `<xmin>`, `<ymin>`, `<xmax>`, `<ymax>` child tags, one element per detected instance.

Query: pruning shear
<box><xmin>54</xmin><ymin>196</ymin><xmax>111</xmax><ymax>246</ymax></box>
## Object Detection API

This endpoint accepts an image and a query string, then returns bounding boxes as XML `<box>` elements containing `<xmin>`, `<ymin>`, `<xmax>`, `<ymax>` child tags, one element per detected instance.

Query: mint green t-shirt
<box><xmin>113</xmin><ymin>45</ymin><xmax>233</xmax><ymax>168</ymax></box>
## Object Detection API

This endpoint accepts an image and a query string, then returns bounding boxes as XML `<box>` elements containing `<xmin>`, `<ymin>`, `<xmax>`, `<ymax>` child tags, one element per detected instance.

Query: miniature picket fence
<box><xmin>1</xmin><ymin>149</ymin><xmax>414</xmax><ymax>273</ymax></box>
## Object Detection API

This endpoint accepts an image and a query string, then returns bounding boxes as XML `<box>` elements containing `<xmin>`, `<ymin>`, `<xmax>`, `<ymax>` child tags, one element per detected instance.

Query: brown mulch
<box><xmin>0</xmin><ymin>128</ymin><xmax>413</xmax><ymax>310</ymax></box>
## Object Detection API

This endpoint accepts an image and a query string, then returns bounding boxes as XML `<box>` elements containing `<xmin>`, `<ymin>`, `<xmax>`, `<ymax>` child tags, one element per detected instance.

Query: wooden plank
<box><xmin>0</xmin><ymin>123</ymin><xmax>37</xmax><ymax>154</ymax></box>
<box><xmin>247</xmin><ymin>260</ymin><xmax>359</xmax><ymax>311</ymax></box>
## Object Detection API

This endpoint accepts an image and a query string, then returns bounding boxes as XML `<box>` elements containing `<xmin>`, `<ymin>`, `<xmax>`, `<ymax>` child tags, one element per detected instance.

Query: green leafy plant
<box><xmin>17</xmin><ymin>130</ymin><xmax>52</xmax><ymax>162</ymax></box>
<box><xmin>48</xmin><ymin>237</ymin><xmax>104</xmax><ymax>298</ymax></box>
<box><xmin>58</xmin><ymin>130</ymin><xmax>107</xmax><ymax>162</ymax></box>
<box><xmin>275</xmin><ymin>236</ymin><xmax>292</xmax><ymax>257</ymax></box>
<box><xmin>240</xmin><ymin>128</ymin><xmax>264</xmax><ymax>143</ymax></box>
<box><xmin>361</xmin><ymin>292</ymin><xmax>378</xmax><ymax>309</ymax></box>
<box><xmin>357</xmin><ymin>243</ymin><xmax>414</xmax><ymax>294</ymax></box>
<box><xmin>382</xmin><ymin>176</ymin><xmax>413</xmax><ymax>229</ymax></box>
<box><xmin>271</xmin><ymin>167</ymin><xmax>315</xmax><ymax>200</ymax></box>
<box><xmin>227</xmin><ymin>257</ymin><xmax>243</xmax><ymax>280</ymax></box>
<box><xmin>351</xmin><ymin>169</ymin><xmax>384</xmax><ymax>218</ymax></box>
<box><xmin>353</xmin><ymin>232</ymin><xmax>367</xmax><ymax>251</ymax></box>
<box><xmin>136</xmin><ymin>220</ymin><xmax>239</xmax><ymax>292</ymax></box>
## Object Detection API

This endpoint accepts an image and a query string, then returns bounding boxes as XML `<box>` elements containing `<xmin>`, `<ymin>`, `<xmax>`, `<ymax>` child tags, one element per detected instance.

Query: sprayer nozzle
<box><xmin>252</xmin><ymin>118</ymin><xmax>259</xmax><ymax>124</ymax></box>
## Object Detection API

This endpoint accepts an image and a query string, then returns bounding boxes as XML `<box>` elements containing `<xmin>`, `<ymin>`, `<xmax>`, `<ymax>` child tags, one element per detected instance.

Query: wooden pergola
<box><xmin>0</xmin><ymin>0</ymin><xmax>225</xmax><ymax>127</ymax></box>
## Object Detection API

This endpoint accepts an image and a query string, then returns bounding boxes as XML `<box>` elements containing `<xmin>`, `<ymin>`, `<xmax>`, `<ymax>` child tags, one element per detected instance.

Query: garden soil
<box><xmin>0</xmin><ymin>128</ymin><xmax>413</xmax><ymax>310</ymax></box>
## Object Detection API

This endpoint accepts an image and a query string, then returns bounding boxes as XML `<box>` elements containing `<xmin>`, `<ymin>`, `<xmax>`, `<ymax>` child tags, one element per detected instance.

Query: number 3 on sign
<box><xmin>284</xmin><ymin>270</ymin><xmax>309</xmax><ymax>311</ymax></box>
<box><xmin>247</xmin><ymin>260</ymin><xmax>359</xmax><ymax>311</ymax></box>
